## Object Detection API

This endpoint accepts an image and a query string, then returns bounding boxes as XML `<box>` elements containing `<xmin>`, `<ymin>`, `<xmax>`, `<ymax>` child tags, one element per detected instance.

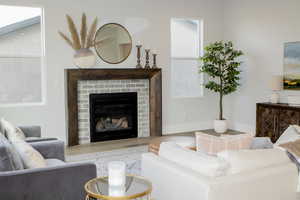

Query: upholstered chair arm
<box><xmin>19</xmin><ymin>126</ymin><xmax>41</xmax><ymax>138</ymax></box>
<box><xmin>0</xmin><ymin>162</ymin><xmax>97</xmax><ymax>200</ymax></box>
<box><xmin>31</xmin><ymin>140</ymin><xmax>65</xmax><ymax>161</ymax></box>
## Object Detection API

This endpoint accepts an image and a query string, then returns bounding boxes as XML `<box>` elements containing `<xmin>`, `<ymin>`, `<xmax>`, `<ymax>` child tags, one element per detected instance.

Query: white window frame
<box><xmin>0</xmin><ymin>6</ymin><xmax>46</xmax><ymax>107</ymax></box>
<box><xmin>170</xmin><ymin>18</ymin><xmax>204</xmax><ymax>99</ymax></box>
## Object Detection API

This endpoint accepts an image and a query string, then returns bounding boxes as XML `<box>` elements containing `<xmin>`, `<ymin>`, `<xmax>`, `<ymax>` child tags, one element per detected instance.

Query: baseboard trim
<box><xmin>164</xmin><ymin>121</ymin><xmax>256</xmax><ymax>136</ymax></box>
<box><xmin>163</xmin><ymin>121</ymin><xmax>212</xmax><ymax>135</ymax></box>
<box><xmin>230</xmin><ymin>123</ymin><xmax>256</xmax><ymax>136</ymax></box>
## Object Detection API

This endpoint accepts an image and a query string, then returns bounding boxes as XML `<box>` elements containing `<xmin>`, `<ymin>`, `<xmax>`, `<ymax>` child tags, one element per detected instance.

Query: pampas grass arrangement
<box><xmin>59</xmin><ymin>13</ymin><xmax>98</xmax><ymax>68</ymax></box>
<box><xmin>59</xmin><ymin>13</ymin><xmax>98</xmax><ymax>50</ymax></box>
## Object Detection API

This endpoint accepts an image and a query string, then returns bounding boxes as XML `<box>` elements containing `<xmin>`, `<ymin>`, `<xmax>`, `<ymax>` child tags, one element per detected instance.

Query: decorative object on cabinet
<box><xmin>200</xmin><ymin>41</ymin><xmax>243</xmax><ymax>133</ymax></box>
<box><xmin>152</xmin><ymin>52</ymin><xmax>157</xmax><ymax>69</ymax></box>
<box><xmin>256</xmin><ymin>103</ymin><xmax>300</xmax><ymax>143</ymax></box>
<box><xmin>94</xmin><ymin>23</ymin><xmax>132</xmax><ymax>64</ymax></box>
<box><xmin>283</xmin><ymin>42</ymin><xmax>300</xmax><ymax>90</ymax></box>
<box><xmin>58</xmin><ymin>13</ymin><xmax>98</xmax><ymax>68</ymax></box>
<box><xmin>144</xmin><ymin>49</ymin><xmax>151</xmax><ymax>69</ymax></box>
<box><xmin>136</xmin><ymin>45</ymin><xmax>142</xmax><ymax>68</ymax></box>
<box><xmin>269</xmin><ymin>75</ymin><xmax>283</xmax><ymax>103</ymax></box>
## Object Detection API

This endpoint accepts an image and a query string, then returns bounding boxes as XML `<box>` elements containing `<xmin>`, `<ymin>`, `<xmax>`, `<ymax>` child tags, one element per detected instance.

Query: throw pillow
<box><xmin>218</xmin><ymin>148</ymin><xmax>291</xmax><ymax>174</ymax></box>
<box><xmin>12</xmin><ymin>139</ymin><xmax>46</xmax><ymax>169</ymax></box>
<box><xmin>159</xmin><ymin>142</ymin><xmax>229</xmax><ymax>177</ymax></box>
<box><xmin>278</xmin><ymin>139</ymin><xmax>300</xmax><ymax>158</ymax></box>
<box><xmin>0</xmin><ymin>133</ymin><xmax>24</xmax><ymax>171</ymax></box>
<box><xmin>275</xmin><ymin>125</ymin><xmax>300</xmax><ymax>145</ymax></box>
<box><xmin>0</xmin><ymin>118</ymin><xmax>26</xmax><ymax>142</ymax></box>
<box><xmin>195</xmin><ymin>132</ymin><xmax>253</xmax><ymax>155</ymax></box>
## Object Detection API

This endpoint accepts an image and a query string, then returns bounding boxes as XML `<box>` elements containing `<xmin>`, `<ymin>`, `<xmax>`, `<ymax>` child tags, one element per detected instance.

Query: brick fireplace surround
<box><xmin>66</xmin><ymin>69</ymin><xmax>162</xmax><ymax>146</ymax></box>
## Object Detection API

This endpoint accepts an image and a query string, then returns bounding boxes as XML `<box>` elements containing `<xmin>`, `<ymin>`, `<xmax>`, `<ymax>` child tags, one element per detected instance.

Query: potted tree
<box><xmin>200</xmin><ymin>41</ymin><xmax>243</xmax><ymax>133</ymax></box>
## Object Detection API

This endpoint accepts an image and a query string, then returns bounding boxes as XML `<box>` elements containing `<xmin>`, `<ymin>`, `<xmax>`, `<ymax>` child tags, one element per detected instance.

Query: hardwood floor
<box><xmin>66</xmin><ymin>131</ymin><xmax>194</xmax><ymax>156</ymax></box>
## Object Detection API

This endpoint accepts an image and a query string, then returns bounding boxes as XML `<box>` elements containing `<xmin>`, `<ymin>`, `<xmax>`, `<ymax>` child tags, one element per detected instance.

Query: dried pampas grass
<box><xmin>86</xmin><ymin>18</ymin><xmax>98</xmax><ymax>48</ymax></box>
<box><xmin>59</xmin><ymin>13</ymin><xmax>98</xmax><ymax>50</ymax></box>
<box><xmin>80</xmin><ymin>13</ymin><xmax>87</xmax><ymax>48</ymax></box>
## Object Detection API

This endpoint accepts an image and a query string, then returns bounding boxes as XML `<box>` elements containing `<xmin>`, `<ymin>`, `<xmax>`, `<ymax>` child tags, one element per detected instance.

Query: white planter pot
<box><xmin>214</xmin><ymin>119</ymin><xmax>228</xmax><ymax>133</ymax></box>
<box><xmin>74</xmin><ymin>48</ymin><xmax>96</xmax><ymax>68</ymax></box>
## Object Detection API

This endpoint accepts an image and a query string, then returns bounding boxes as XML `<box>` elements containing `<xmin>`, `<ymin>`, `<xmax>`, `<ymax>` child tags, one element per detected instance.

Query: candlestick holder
<box><xmin>152</xmin><ymin>53</ymin><xmax>157</xmax><ymax>68</ymax></box>
<box><xmin>136</xmin><ymin>45</ymin><xmax>142</xmax><ymax>68</ymax></box>
<box><xmin>144</xmin><ymin>49</ymin><xmax>151</xmax><ymax>69</ymax></box>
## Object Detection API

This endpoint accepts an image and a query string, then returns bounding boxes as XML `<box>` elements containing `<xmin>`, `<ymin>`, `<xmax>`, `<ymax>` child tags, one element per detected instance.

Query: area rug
<box><xmin>66</xmin><ymin>145</ymin><xmax>148</xmax><ymax>176</ymax></box>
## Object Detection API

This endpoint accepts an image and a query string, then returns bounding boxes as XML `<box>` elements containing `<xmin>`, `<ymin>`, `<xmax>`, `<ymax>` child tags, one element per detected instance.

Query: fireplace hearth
<box><xmin>89</xmin><ymin>92</ymin><xmax>138</xmax><ymax>142</ymax></box>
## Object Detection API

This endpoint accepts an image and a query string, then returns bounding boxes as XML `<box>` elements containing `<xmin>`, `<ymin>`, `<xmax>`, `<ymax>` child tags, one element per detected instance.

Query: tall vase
<box><xmin>74</xmin><ymin>48</ymin><xmax>96</xmax><ymax>68</ymax></box>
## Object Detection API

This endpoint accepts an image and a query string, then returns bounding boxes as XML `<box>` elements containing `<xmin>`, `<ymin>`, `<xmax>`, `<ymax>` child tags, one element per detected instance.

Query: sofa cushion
<box><xmin>0</xmin><ymin>118</ymin><xmax>25</xmax><ymax>142</ymax></box>
<box><xmin>159</xmin><ymin>142</ymin><xmax>229</xmax><ymax>177</ymax></box>
<box><xmin>0</xmin><ymin>133</ymin><xmax>24</xmax><ymax>171</ymax></box>
<box><xmin>275</xmin><ymin>125</ymin><xmax>300</xmax><ymax>145</ymax></box>
<box><xmin>46</xmin><ymin>159</ymin><xmax>65</xmax><ymax>167</ymax></box>
<box><xmin>196</xmin><ymin>132</ymin><xmax>253</xmax><ymax>155</ymax></box>
<box><xmin>218</xmin><ymin>148</ymin><xmax>291</xmax><ymax>174</ymax></box>
<box><xmin>12</xmin><ymin>139</ymin><xmax>47</xmax><ymax>169</ymax></box>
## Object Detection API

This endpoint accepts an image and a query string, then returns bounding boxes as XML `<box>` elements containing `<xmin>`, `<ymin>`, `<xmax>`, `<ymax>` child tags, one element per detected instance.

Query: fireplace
<box><xmin>89</xmin><ymin>92</ymin><xmax>138</xmax><ymax>142</ymax></box>
<box><xmin>66</xmin><ymin>69</ymin><xmax>162</xmax><ymax>146</ymax></box>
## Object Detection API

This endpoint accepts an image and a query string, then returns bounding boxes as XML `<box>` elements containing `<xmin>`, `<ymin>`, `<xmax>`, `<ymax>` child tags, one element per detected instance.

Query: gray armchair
<box><xmin>19</xmin><ymin>126</ymin><xmax>58</xmax><ymax>143</ymax></box>
<box><xmin>0</xmin><ymin>140</ymin><xmax>97</xmax><ymax>200</ymax></box>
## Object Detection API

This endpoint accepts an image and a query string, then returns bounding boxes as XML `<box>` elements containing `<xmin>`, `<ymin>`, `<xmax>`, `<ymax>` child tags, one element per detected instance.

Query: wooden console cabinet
<box><xmin>256</xmin><ymin>103</ymin><xmax>300</xmax><ymax>142</ymax></box>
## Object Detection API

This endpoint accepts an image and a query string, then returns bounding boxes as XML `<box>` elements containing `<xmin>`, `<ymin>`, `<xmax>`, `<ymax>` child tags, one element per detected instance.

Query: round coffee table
<box><xmin>85</xmin><ymin>175</ymin><xmax>152</xmax><ymax>200</ymax></box>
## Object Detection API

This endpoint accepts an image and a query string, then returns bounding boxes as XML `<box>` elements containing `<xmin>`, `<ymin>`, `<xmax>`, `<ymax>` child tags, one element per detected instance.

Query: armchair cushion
<box><xmin>159</xmin><ymin>142</ymin><xmax>229</xmax><ymax>177</ymax></box>
<box><xmin>218</xmin><ymin>148</ymin><xmax>291</xmax><ymax>174</ymax></box>
<box><xmin>46</xmin><ymin>159</ymin><xmax>65</xmax><ymax>167</ymax></box>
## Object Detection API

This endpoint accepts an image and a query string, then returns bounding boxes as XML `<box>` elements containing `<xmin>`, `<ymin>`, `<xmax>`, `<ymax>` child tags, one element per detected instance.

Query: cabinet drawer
<box><xmin>256</xmin><ymin>105</ymin><xmax>278</xmax><ymax>142</ymax></box>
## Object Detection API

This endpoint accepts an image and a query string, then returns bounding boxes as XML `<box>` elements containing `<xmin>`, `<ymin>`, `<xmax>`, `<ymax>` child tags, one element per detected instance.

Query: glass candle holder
<box><xmin>108</xmin><ymin>161</ymin><xmax>126</xmax><ymax>187</ymax></box>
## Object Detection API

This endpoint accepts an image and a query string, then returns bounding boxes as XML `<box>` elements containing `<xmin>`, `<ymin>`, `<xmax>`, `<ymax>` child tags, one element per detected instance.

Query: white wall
<box><xmin>0</xmin><ymin>0</ymin><xmax>224</xmax><ymax>143</ymax></box>
<box><xmin>223</xmin><ymin>0</ymin><xmax>300</xmax><ymax>133</ymax></box>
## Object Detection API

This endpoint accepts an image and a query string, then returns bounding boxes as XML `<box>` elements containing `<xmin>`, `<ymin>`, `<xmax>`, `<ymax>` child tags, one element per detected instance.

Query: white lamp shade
<box><xmin>270</xmin><ymin>75</ymin><xmax>283</xmax><ymax>91</ymax></box>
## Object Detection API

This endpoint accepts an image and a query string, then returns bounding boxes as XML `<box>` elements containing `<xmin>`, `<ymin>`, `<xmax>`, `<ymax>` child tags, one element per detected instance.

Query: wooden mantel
<box><xmin>66</xmin><ymin>68</ymin><xmax>162</xmax><ymax>146</ymax></box>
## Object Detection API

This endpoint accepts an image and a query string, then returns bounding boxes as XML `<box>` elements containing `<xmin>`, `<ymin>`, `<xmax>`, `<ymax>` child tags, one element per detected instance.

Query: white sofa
<box><xmin>142</xmin><ymin>149</ymin><xmax>299</xmax><ymax>200</ymax></box>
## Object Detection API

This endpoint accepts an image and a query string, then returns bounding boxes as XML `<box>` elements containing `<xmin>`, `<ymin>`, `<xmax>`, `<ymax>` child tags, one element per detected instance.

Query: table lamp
<box><xmin>269</xmin><ymin>75</ymin><xmax>283</xmax><ymax>104</ymax></box>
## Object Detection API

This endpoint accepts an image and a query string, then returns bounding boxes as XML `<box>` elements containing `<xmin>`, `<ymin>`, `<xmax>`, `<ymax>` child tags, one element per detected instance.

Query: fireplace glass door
<box><xmin>89</xmin><ymin>92</ymin><xmax>138</xmax><ymax>142</ymax></box>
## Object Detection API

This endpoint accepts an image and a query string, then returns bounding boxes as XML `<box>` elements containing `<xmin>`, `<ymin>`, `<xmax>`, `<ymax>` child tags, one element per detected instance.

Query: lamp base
<box><xmin>270</xmin><ymin>92</ymin><xmax>280</xmax><ymax>104</ymax></box>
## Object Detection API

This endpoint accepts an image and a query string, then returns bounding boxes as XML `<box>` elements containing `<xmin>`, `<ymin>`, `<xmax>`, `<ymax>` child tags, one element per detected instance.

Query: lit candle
<box><xmin>145</xmin><ymin>46</ymin><xmax>150</xmax><ymax>51</ymax></box>
<box><xmin>108</xmin><ymin>161</ymin><xmax>126</xmax><ymax>187</ymax></box>
<box><xmin>109</xmin><ymin>185</ymin><xmax>126</xmax><ymax>197</ymax></box>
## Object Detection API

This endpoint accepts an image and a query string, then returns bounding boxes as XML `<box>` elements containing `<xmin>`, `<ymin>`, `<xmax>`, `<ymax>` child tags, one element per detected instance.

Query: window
<box><xmin>171</xmin><ymin>18</ymin><xmax>203</xmax><ymax>98</ymax></box>
<box><xmin>0</xmin><ymin>5</ymin><xmax>45</xmax><ymax>106</ymax></box>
